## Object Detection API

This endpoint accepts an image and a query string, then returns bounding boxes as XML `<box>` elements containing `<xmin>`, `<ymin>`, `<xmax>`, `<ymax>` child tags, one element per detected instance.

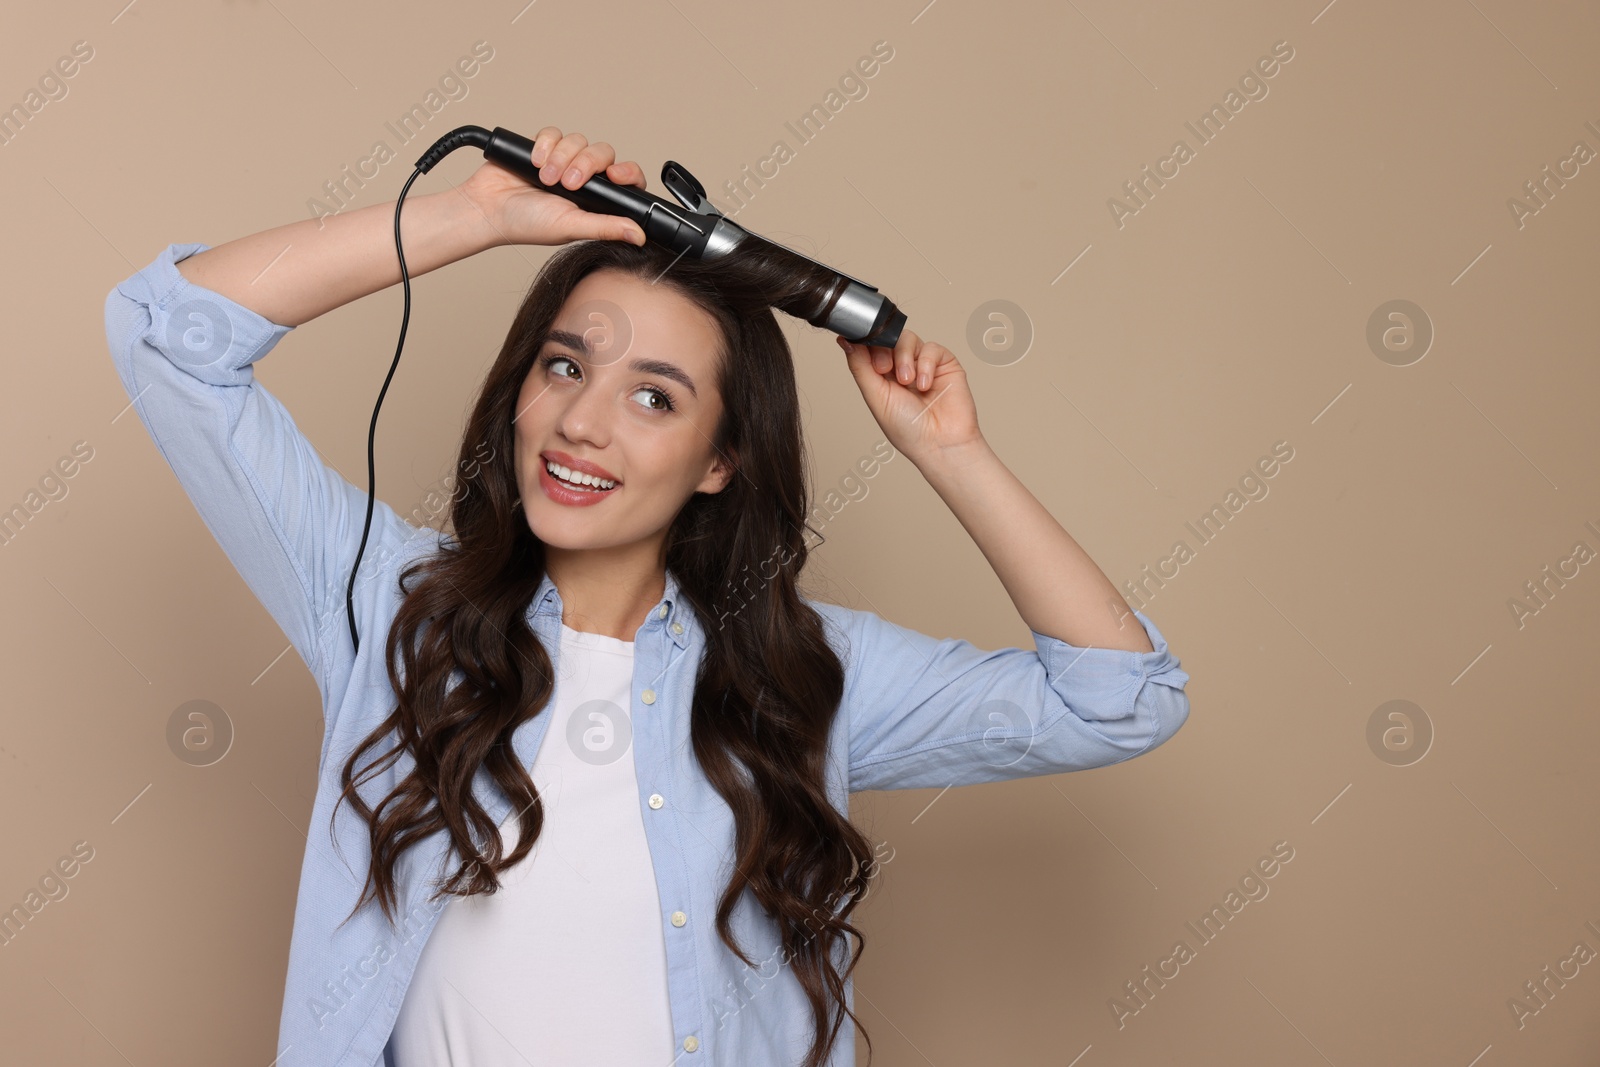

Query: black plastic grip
<box><xmin>479</xmin><ymin>127</ymin><xmax>712</xmax><ymax>255</ymax></box>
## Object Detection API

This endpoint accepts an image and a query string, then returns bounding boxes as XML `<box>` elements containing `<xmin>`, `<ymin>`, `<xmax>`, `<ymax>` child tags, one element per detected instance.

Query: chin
<box><xmin>522</xmin><ymin>500</ymin><xmax>599</xmax><ymax>545</ymax></box>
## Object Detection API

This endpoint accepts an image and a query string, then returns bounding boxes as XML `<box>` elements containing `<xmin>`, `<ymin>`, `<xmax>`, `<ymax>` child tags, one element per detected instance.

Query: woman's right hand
<box><xmin>460</xmin><ymin>126</ymin><xmax>650</xmax><ymax>248</ymax></box>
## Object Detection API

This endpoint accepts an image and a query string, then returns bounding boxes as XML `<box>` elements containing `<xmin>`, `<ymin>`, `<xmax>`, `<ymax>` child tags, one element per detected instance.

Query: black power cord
<box><xmin>343</xmin><ymin>164</ymin><xmax>418</xmax><ymax>657</ymax></box>
<box><xmin>345</xmin><ymin>128</ymin><xmax>494</xmax><ymax>656</ymax></box>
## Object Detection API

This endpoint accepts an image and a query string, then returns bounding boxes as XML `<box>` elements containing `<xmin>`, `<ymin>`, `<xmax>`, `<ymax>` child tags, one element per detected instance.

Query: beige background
<box><xmin>3</xmin><ymin>0</ymin><xmax>1598</xmax><ymax>1063</ymax></box>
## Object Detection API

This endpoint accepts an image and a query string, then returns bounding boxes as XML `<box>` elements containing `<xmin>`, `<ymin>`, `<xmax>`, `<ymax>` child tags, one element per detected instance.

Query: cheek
<box><xmin>511</xmin><ymin>391</ymin><xmax>544</xmax><ymax>472</ymax></box>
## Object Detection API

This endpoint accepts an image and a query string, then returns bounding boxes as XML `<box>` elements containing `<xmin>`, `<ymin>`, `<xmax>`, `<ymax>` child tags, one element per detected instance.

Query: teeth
<box><xmin>546</xmin><ymin>459</ymin><xmax>615</xmax><ymax>490</ymax></box>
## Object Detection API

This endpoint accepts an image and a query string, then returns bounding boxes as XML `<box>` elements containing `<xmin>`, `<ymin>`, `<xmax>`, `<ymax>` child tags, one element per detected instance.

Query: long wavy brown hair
<box><xmin>332</xmin><ymin>236</ymin><xmax>883</xmax><ymax>1067</ymax></box>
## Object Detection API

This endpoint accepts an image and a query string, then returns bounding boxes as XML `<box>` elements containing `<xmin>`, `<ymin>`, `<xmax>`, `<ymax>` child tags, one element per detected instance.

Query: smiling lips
<box><xmin>538</xmin><ymin>451</ymin><xmax>619</xmax><ymax>507</ymax></box>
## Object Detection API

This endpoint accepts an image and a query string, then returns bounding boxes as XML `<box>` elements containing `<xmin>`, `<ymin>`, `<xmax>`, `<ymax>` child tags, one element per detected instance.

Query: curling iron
<box><xmin>426</xmin><ymin>126</ymin><xmax>906</xmax><ymax>347</ymax></box>
<box><xmin>345</xmin><ymin>123</ymin><xmax>908</xmax><ymax>654</ymax></box>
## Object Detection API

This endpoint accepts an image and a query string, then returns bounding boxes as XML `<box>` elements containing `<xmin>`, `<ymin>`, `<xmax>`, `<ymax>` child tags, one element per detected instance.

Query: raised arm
<box><xmin>818</xmin><ymin>596</ymin><xmax>1188</xmax><ymax>793</ymax></box>
<box><xmin>104</xmin><ymin>127</ymin><xmax>650</xmax><ymax>715</ymax></box>
<box><xmin>829</xmin><ymin>329</ymin><xmax>1190</xmax><ymax>792</ymax></box>
<box><xmin>103</xmin><ymin>188</ymin><xmax>490</xmax><ymax>708</ymax></box>
<box><xmin>173</xmin><ymin>186</ymin><xmax>503</xmax><ymax>327</ymax></box>
<box><xmin>175</xmin><ymin>127</ymin><xmax>649</xmax><ymax>325</ymax></box>
<box><xmin>836</xmin><ymin>329</ymin><xmax>1155</xmax><ymax>651</ymax></box>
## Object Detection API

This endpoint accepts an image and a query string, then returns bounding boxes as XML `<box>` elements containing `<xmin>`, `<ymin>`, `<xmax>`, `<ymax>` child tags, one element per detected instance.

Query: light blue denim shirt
<box><xmin>104</xmin><ymin>242</ymin><xmax>1191</xmax><ymax>1067</ymax></box>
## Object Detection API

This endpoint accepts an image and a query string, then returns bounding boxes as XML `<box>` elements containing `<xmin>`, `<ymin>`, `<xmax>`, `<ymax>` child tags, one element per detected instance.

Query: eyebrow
<box><xmin>544</xmin><ymin>328</ymin><xmax>699</xmax><ymax>399</ymax></box>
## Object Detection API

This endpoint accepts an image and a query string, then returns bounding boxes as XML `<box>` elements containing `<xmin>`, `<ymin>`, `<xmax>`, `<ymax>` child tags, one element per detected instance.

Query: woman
<box><xmin>104</xmin><ymin>127</ymin><xmax>1190</xmax><ymax>1067</ymax></box>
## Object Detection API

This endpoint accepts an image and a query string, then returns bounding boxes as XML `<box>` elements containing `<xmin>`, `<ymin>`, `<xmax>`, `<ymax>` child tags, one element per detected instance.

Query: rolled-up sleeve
<box><xmin>103</xmin><ymin>242</ymin><xmax>416</xmax><ymax>702</ymax></box>
<box><xmin>812</xmin><ymin>600</ymin><xmax>1191</xmax><ymax>793</ymax></box>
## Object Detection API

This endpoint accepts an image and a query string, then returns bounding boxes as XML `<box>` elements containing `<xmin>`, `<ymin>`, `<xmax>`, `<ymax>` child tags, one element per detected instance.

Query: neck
<box><xmin>544</xmin><ymin>541</ymin><xmax>667</xmax><ymax>642</ymax></box>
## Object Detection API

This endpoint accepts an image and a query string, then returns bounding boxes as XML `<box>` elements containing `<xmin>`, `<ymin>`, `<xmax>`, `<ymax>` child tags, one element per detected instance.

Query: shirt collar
<box><xmin>530</xmin><ymin>567</ymin><xmax>692</xmax><ymax>650</ymax></box>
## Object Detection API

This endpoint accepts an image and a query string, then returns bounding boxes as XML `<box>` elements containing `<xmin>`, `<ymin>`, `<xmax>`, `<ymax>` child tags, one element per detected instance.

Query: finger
<box><xmin>914</xmin><ymin>343</ymin><xmax>942</xmax><ymax>391</ymax></box>
<box><xmin>542</xmin><ymin>131</ymin><xmax>588</xmax><ymax>185</ymax></box>
<box><xmin>540</xmin><ymin>131</ymin><xmax>589</xmax><ymax>186</ymax></box>
<box><xmin>837</xmin><ymin>336</ymin><xmax>880</xmax><ymax>386</ymax></box>
<box><xmin>598</xmin><ymin>161</ymin><xmax>649</xmax><ymax>242</ymax></box>
<box><xmin>606</xmin><ymin>160</ymin><xmax>648</xmax><ymax>190</ymax></box>
<box><xmin>892</xmin><ymin>329</ymin><xmax>920</xmax><ymax>387</ymax></box>
<box><xmin>565</xmin><ymin>141</ymin><xmax>617</xmax><ymax>189</ymax></box>
<box><xmin>568</xmin><ymin>209</ymin><xmax>648</xmax><ymax>247</ymax></box>
<box><xmin>528</xmin><ymin>126</ymin><xmax>563</xmax><ymax>168</ymax></box>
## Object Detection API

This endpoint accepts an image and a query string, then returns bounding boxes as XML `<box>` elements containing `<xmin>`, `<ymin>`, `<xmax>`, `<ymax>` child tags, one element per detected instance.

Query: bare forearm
<box><xmin>174</xmin><ymin>186</ymin><xmax>503</xmax><ymax>327</ymax></box>
<box><xmin>914</xmin><ymin>439</ymin><xmax>1154</xmax><ymax>653</ymax></box>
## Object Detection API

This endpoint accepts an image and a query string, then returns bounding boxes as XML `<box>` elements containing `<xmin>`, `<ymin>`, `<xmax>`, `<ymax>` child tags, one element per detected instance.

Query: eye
<box><xmin>630</xmin><ymin>384</ymin><xmax>677</xmax><ymax>413</ymax></box>
<box><xmin>539</xmin><ymin>351</ymin><xmax>677</xmax><ymax>413</ymax></box>
<box><xmin>542</xmin><ymin>352</ymin><xmax>581</xmax><ymax>381</ymax></box>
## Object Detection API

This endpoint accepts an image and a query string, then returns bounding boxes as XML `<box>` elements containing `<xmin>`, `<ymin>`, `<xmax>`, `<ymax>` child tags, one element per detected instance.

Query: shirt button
<box><xmin>641</xmin><ymin>688</ymin><xmax>656</xmax><ymax>705</ymax></box>
<box><xmin>657</xmin><ymin>604</ymin><xmax>669</xmax><ymax>619</ymax></box>
<box><xmin>671</xmin><ymin>621</ymin><xmax>684</xmax><ymax>635</ymax></box>
<box><xmin>683</xmin><ymin>1036</ymin><xmax>699</xmax><ymax>1052</ymax></box>
<box><xmin>671</xmin><ymin>910</ymin><xmax>687</xmax><ymax>927</ymax></box>
<box><xmin>649</xmin><ymin>793</ymin><xmax>664</xmax><ymax>809</ymax></box>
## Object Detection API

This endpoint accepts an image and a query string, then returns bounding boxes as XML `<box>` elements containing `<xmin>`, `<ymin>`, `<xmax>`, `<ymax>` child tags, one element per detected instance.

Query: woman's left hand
<box><xmin>836</xmin><ymin>329</ymin><xmax>983</xmax><ymax>464</ymax></box>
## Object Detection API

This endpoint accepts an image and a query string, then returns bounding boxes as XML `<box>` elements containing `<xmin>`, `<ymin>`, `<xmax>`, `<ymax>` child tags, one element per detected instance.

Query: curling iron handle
<box><xmin>482</xmin><ymin>127</ymin><xmax>711</xmax><ymax>253</ymax></box>
<box><xmin>482</xmin><ymin>127</ymin><xmax>636</xmax><ymax>214</ymax></box>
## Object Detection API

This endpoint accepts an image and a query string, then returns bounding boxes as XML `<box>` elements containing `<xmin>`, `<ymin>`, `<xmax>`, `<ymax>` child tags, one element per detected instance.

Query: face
<box><xmin>512</xmin><ymin>269</ymin><xmax>734</xmax><ymax>558</ymax></box>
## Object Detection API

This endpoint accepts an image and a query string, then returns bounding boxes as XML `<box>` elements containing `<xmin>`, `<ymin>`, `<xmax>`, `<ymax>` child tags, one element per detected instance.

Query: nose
<box><xmin>554</xmin><ymin>370</ymin><xmax>614</xmax><ymax>449</ymax></box>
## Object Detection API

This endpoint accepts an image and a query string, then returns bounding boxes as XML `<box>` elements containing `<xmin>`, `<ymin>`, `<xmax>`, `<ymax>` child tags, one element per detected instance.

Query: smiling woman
<box><xmin>510</xmin><ymin>264</ymin><xmax>735</xmax><ymax>584</ymax></box>
<box><xmin>104</xmin><ymin>124</ymin><xmax>1187</xmax><ymax>1067</ymax></box>
<box><xmin>351</xmin><ymin>233</ymin><xmax>906</xmax><ymax>1067</ymax></box>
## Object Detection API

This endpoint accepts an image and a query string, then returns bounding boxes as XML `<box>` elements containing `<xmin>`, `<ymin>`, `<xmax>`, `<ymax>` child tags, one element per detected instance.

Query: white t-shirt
<box><xmin>390</xmin><ymin>623</ymin><xmax>675</xmax><ymax>1064</ymax></box>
